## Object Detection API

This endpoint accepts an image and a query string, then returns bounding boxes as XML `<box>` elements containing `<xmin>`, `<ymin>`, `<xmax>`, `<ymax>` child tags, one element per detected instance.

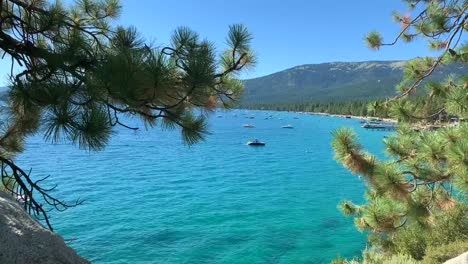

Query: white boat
<box><xmin>243</xmin><ymin>124</ymin><xmax>255</xmax><ymax>128</ymax></box>
<box><xmin>360</xmin><ymin>118</ymin><xmax>383</xmax><ymax>124</ymax></box>
<box><xmin>281</xmin><ymin>124</ymin><xmax>294</xmax><ymax>128</ymax></box>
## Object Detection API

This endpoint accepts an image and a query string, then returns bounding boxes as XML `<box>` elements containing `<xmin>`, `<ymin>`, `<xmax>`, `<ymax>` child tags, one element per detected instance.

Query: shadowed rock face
<box><xmin>0</xmin><ymin>191</ymin><xmax>89</xmax><ymax>264</ymax></box>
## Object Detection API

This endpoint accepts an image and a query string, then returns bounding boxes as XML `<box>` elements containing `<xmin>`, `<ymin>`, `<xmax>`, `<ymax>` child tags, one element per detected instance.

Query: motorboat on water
<box><xmin>247</xmin><ymin>139</ymin><xmax>265</xmax><ymax>146</ymax></box>
<box><xmin>362</xmin><ymin>121</ymin><xmax>396</xmax><ymax>130</ymax></box>
<box><xmin>243</xmin><ymin>124</ymin><xmax>255</xmax><ymax>128</ymax></box>
<box><xmin>281</xmin><ymin>124</ymin><xmax>294</xmax><ymax>128</ymax></box>
<box><xmin>360</xmin><ymin>118</ymin><xmax>383</xmax><ymax>124</ymax></box>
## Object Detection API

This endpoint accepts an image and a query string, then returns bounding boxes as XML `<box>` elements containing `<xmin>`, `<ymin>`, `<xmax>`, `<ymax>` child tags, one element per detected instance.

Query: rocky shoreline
<box><xmin>0</xmin><ymin>191</ymin><xmax>89</xmax><ymax>264</ymax></box>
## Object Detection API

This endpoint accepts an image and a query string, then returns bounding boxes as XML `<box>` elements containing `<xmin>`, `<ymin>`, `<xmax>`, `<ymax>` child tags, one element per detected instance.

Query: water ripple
<box><xmin>17</xmin><ymin>110</ymin><xmax>391</xmax><ymax>263</ymax></box>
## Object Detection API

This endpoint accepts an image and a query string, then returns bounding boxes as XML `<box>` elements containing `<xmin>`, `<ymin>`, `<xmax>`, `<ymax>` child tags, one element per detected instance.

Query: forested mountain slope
<box><xmin>242</xmin><ymin>61</ymin><xmax>465</xmax><ymax>105</ymax></box>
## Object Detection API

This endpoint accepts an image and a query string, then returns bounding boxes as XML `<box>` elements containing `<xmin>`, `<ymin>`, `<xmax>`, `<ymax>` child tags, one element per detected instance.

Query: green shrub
<box><xmin>422</xmin><ymin>240</ymin><xmax>468</xmax><ymax>264</ymax></box>
<box><xmin>360</xmin><ymin>249</ymin><xmax>419</xmax><ymax>264</ymax></box>
<box><xmin>330</xmin><ymin>255</ymin><xmax>360</xmax><ymax>264</ymax></box>
<box><xmin>385</xmin><ymin>204</ymin><xmax>468</xmax><ymax>260</ymax></box>
<box><xmin>330</xmin><ymin>256</ymin><xmax>347</xmax><ymax>264</ymax></box>
<box><xmin>427</xmin><ymin>204</ymin><xmax>468</xmax><ymax>247</ymax></box>
<box><xmin>392</xmin><ymin>226</ymin><xmax>428</xmax><ymax>260</ymax></box>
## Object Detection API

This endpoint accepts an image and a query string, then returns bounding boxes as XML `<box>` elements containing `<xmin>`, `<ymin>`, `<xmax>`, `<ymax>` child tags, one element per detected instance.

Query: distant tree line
<box><xmin>244</xmin><ymin>99</ymin><xmax>389</xmax><ymax>117</ymax></box>
<box><xmin>244</xmin><ymin>94</ymin><xmax>456</xmax><ymax>121</ymax></box>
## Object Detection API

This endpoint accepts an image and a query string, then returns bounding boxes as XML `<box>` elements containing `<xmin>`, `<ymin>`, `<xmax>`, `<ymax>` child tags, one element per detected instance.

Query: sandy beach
<box><xmin>303</xmin><ymin>112</ymin><xmax>398</xmax><ymax>123</ymax></box>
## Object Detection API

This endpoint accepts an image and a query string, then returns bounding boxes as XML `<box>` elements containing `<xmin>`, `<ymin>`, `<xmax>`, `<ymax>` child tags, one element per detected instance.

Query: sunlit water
<box><xmin>17</xmin><ymin>110</ymin><xmax>390</xmax><ymax>264</ymax></box>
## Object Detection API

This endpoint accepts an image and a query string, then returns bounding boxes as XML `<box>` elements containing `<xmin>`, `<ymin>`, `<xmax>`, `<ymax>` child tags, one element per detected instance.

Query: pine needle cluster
<box><xmin>333</xmin><ymin>0</ymin><xmax>467</xmax><ymax>262</ymax></box>
<box><xmin>0</xmin><ymin>0</ymin><xmax>255</xmax><ymax>230</ymax></box>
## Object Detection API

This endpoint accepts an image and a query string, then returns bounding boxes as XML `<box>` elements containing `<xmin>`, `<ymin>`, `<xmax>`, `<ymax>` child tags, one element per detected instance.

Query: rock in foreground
<box><xmin>0</xmin><ymin>191</ymin><xmax>89</xmax><ymax>264</ymax></box>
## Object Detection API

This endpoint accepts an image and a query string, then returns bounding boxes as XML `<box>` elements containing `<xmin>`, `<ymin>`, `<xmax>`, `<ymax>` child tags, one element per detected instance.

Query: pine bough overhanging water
<box><xmin>0</xmin><ymin>0</ymin><xmax>255</xmax><ymax>230</ymax></box>
<box><xmin>332</xmin><ymin>0</ymin><xmax>467</xmax><ymax>262</ymax></box>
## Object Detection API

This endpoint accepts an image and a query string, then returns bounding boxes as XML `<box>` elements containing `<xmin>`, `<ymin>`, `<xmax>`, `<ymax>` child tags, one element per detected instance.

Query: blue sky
<box><xmin>118</xmin><ymin>0</ymin><xmax>438</xmax><ymax>79</ymax></box>
<box><xmin>1</xmin><ymin>0</ymin><xmax>439</xmax><ymax>85</ymax></box>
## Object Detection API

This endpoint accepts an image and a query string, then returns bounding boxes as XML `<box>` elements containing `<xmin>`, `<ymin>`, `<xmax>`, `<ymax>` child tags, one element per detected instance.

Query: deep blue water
<box><xmin>17</xmin><ymin>110</ymin><xmax>390</xmax><ymax>264</ymax></box>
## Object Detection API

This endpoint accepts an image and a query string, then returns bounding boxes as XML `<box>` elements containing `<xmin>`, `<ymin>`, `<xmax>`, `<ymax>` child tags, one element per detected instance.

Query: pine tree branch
<box><xmin>387</xmin><ymin>13</ymin><xmax>466</xmax><ymax>103</ymax></box>
<box><xmin>0</xmin><ymin>156</ymin><xmax>82</xmax><ymax>231</ymax></box>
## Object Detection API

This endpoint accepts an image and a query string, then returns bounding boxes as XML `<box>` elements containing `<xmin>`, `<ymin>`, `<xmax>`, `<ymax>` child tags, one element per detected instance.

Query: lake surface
<box><xmin>17</xmin><ymin>110</ymin><xmax>390</xmax><ymax>264</ymax></box>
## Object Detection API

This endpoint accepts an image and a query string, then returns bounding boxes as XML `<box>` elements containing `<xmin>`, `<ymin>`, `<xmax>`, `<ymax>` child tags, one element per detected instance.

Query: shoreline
<box><xmin>294</xmin><ymin>111</ymin><xmax>398</xmax><ymax>123</ymax></box>
<box><xmin>237</xmin><ymin>108</ymin><xmax>398</xmax><ymax>123</ymax></box>
<box><xmin>301</xmin><ymin>112</ymin><xmax>457</xmax><ymax>130</ymax></box>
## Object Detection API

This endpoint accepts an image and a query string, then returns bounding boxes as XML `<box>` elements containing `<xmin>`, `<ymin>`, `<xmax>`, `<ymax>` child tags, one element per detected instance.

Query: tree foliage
<box><xmin>0</xmin><ymin>0</ymin><xmax>255</xmax><ymax>230</ymax></box>
<box><xmin>333</xmin><ymin>0</ymin><xmax>467</xmax><ymax>262</ymax></box>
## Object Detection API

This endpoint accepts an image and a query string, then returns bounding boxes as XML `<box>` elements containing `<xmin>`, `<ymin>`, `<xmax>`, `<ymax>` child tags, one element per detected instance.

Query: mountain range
<box><xmin>1</xmin><ymin>61</ymin><xmax>464</xmax><ymax>107</ymax></box>
<box><xmin>241</xmin><ymin>60</ymin><xmax>466</xmax><ymax>106</ymax></box>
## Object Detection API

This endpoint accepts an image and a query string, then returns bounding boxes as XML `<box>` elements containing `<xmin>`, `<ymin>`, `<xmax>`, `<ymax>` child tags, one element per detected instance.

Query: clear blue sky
<box><xmin>118</xmin><ymin>0</ymin><xmax>438</xmax><ymax>79</ymax></box>
<box><xmin>1</xmin><ymin>0</ymin><xmax>439</xmax><ymax>85</ymax></box>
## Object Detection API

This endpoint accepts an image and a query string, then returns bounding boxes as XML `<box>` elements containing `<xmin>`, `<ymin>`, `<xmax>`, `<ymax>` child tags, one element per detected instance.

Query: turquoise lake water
<box><xmin>17</xmin><ymin>110</ymin><xmax>391</xmax><ymax>264</ymax></box>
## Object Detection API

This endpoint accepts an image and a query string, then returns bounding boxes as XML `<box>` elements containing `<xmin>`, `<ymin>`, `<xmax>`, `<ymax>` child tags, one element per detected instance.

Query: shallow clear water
<box><xmin>17</xmin><ymin>110</ymin><xmax>390</xmax><ymax>264</ymax></box>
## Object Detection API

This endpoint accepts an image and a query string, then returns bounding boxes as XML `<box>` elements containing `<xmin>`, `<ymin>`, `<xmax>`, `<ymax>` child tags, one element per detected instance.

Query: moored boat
<box><xmin>360</xmin><ymin>118</ymin><xmax>383</xmax><ymax>123</ymax></box>
<box><xmin>362</xmin><ymin>121</ymin><xmax>396</xmax><ymax>130</ymax></box>
<box><xmin>247</xmin><ymin>139</ymin><xmax>265</xmax><ymax>146</ymax></box>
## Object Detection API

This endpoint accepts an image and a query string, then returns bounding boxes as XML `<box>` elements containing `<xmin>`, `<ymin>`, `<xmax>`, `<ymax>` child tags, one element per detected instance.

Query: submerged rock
<box><xmin>0</xmin><ymin>191</ymin><xmax>89</xmax><ymax>264</ymax></box>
